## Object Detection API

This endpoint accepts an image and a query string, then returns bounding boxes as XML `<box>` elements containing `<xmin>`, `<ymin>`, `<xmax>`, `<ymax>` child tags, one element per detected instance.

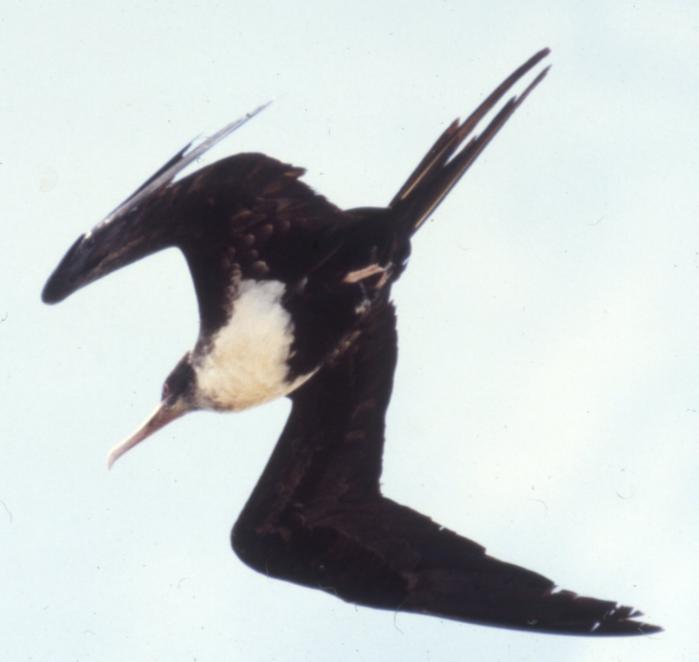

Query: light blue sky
<box><xmin>2</xmin><ymin>2</ymin><xmax>697</xmax><ymax>660</ymax></box>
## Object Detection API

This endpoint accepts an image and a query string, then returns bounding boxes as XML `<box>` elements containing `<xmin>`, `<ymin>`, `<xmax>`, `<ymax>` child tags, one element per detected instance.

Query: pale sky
<box><xmin>2</xmin><ymin>2</ymin><xmax>697</xmax><ymax>661</ymax></box>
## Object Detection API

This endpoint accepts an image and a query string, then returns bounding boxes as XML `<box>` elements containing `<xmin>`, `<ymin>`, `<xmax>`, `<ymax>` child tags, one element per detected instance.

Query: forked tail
<box><xmin>391</xmin><ymin>48</ymin><xmax>550</xmax><ymax>233</ymax></box>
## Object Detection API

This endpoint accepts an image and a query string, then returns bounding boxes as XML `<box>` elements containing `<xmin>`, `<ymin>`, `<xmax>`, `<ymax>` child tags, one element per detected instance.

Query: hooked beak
<box><xmin>107</xmin><ymin>400</ymin><xmax>188</xmax><ymax>469</ymax></box>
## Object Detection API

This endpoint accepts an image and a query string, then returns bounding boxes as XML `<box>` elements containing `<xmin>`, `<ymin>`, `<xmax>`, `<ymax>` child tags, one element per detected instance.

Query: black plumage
<box><xmin>233</xmin><ymin>301</ymin><xmax>656</xmax><ymax>634</ymax></box>
<box><xmin>42</xmin><ymin>48</ymin><xmax>660</xmax><ymax>635</ymax></box>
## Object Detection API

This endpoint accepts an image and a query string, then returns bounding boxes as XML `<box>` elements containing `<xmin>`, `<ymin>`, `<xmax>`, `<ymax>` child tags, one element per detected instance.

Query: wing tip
<box><xmin>42</xmin><ymin>236</ymin><xmax>84</xmax><ymax>304</ymax></box>
<box><xmin>537</xmin><ymin>594</ymin><xmax>663</xmax><ymax>636</ymax></box>
<box><xmin>41</xmin><ymin>230</ymin><xmax>103</xmax><ymax>304</ymax></box>
<box><xmin>591</xmin><ymin>619</ymin><xmax>663</xmax><ymax>636</ymax></box>
<box><xmin>41</xmin><ymin>282</ymin><xmax>64</xmax><ymax>304</ymax></box>
<box><xmin>592</xmin><ymin>605</ymin><xmax>663</xmax><ymax>636</ymax></box>
<box><xmin>42</xmin><ymin>270</ymin><xmax>75</xmax><ymax>304</ymax></box>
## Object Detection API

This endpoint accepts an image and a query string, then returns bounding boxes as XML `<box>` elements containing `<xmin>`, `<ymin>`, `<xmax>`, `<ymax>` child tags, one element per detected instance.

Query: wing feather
<box><xmin>232</xmin><ymin>301</ymin><xmax>660</xmax><ymax>635</ymax></box>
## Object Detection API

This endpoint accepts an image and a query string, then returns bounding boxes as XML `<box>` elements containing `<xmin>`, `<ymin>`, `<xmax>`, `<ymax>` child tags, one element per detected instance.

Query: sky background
<box><xmin>2</xmin><ymin>2</ymin><xmax>697</xmax><ymax>661</ymax></box>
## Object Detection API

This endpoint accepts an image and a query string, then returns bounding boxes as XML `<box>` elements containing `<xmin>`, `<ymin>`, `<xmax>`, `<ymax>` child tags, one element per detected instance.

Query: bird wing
<box><xmin>42</xmin><ymin>110</ymin><xmax>349</xmax><ymax>333</ymax></box>
<box><xmin>42</xmin><ymin>105</ymin><xmax>270</xmax><ymax>302</ymax></box>
<box><xmin>232</xmin><ymin>300</ymin><xmax>660</xmax><ymax>635</ymax></box>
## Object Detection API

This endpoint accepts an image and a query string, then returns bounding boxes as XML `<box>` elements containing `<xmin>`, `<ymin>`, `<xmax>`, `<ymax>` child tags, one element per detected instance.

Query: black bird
<box><xmin>42</xmin><ymin>49</ymin><xmax>660</xmax><ymax>635</ymax></box>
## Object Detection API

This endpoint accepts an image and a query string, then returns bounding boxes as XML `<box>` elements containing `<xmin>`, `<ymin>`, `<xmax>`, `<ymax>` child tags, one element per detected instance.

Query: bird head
<box><xmin>107</xmin><ymin>353</ymin><xmax>200</xmax><ymax>468</ymax></box>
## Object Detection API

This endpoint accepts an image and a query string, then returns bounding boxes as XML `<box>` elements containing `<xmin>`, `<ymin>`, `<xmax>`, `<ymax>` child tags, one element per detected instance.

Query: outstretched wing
<box><xmin>232</xmin><ymin>299</ymin><xmax>660</xmax><ymax>635</ymax></box>
<box><xmin>42</xmin><ymin>104</ymin><xmax>271</xmax><ymax>305</ymax></box>
<box><xmin>42</xmin><ymin>108</ymin><xmax>350</xmax><ymax>332</ymax></box>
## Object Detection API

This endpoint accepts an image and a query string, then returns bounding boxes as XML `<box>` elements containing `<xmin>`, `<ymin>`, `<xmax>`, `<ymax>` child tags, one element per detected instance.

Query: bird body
<box><xmin>170</xmin><ymin>153</ymin><xmax>412</xmax><ymax>412</ymax></box>
<box><xmin>194</xmin><ymin>277</ymin><xmax>315</xmax><ymax>410</ymax></box>
<box><xmin>42</xmin><ymin>49</ymin><xmax>660</xmax><ymax>635</ymax></box>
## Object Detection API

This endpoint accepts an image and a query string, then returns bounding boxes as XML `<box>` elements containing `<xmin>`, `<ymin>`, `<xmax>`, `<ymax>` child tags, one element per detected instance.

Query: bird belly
<box><xmin>195</xmin><ymin>279</ymin><xmax>314</xmax><ymax>411</ymax></box>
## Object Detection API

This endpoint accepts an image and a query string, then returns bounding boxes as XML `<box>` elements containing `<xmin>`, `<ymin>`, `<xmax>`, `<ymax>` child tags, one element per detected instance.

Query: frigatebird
<box><xmin>42</xmin><ymin>49</ymin><xmax>660</xmax><ymax>635</ymax></box>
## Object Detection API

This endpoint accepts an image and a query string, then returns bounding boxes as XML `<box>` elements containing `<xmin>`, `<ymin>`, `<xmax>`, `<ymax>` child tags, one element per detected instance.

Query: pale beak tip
<box><xmin>106</xmin><ymin>447</ymin><xmax>122</xmax><ymax>470</ymax></box>
<box><xmin>104</xmin><ymin>401</ymin><xmax>188</xmax><ymax>471</ymax></box>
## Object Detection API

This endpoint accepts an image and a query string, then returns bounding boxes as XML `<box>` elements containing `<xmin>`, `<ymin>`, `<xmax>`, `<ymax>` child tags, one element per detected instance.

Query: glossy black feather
<box><xmin>232</xmin><ymin>300</ymin><xmax>659</xmax><ymax>635</ymax></box>
<box><xmin>391</xmin><ymin>47</ymin><xmax>550</xmax><ymax>231</ymax></box>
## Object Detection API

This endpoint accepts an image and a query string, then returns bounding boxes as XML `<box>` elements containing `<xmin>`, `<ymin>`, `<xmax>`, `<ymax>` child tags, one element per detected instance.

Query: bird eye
<box><xmin>161</xmin><ymin>382</ymin><xmax>171</xmax><ymax>400</ymax></box>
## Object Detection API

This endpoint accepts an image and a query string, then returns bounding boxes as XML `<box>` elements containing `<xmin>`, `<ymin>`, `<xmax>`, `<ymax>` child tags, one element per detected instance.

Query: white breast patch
<box><xmin>195</xmin><ymin>279</ymin><xmax>313</xmax><ymax>411</ymax></box>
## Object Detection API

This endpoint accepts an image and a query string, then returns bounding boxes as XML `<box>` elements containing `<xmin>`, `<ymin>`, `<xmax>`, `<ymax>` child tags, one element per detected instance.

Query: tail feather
<box><xmin>392</xmin><ymin>48</ymin><xmax>551</xmax><ymax>232</ymax></box>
